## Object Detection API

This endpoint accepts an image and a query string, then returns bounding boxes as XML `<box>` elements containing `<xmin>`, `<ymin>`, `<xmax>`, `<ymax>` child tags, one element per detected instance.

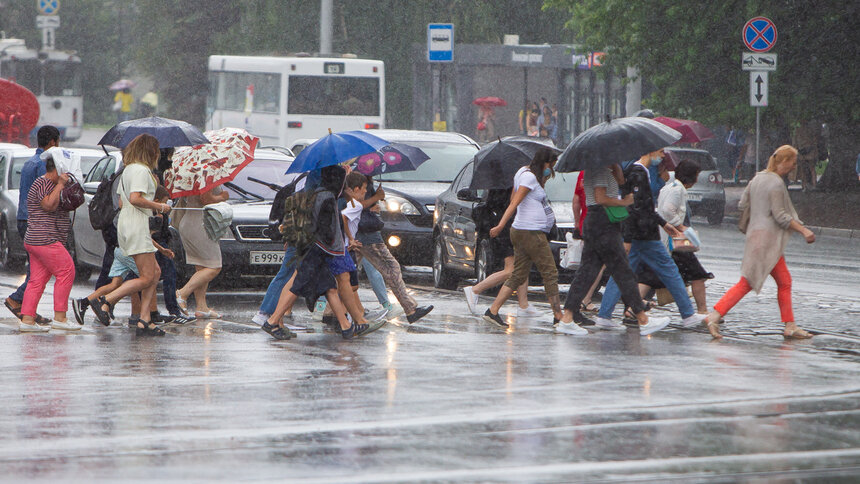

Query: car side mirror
<box><xmin>456</xmin><ymin>188</ymin><xmax>479</xmax><ymax>202</ymax></box>
<box><xmin>83</xmin><ymin>181</ymin><xmax>100</xmax><ymax>195</ymax></box>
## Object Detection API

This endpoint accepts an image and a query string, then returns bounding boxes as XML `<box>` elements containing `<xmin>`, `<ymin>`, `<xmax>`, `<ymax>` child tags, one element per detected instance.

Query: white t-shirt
<box><xmin>512</xmin><ymin>166</ymin><xmax>554</xmax><ymax>232</ymax></box>
<box><xmin>341</xmin><ymin>198</ymin><xmax>364</xmax><ymax>246</ymax></box>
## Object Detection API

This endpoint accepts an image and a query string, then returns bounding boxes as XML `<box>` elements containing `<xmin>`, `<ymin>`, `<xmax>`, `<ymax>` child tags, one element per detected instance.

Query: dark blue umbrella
<box><xmin>348</xmin><ymin>143</ymin><xmax>430</xmax><ymax>177</ymax></box>
<box><xmin>98</xmin><ymin>116</ymin><xmax>209</xmax><ymax>149</ymax></box>
<box><xmin>286</xmin><ymin>130</ymin><xmax>389</xmax><ymax>174</ymax></box>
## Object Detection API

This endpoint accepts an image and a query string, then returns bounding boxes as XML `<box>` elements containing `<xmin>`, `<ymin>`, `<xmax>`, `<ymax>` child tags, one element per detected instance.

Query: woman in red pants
<box><xmin>706</xmin><ymin>145</ymin><xmax>816</xmax><ymax>339</ymax></box>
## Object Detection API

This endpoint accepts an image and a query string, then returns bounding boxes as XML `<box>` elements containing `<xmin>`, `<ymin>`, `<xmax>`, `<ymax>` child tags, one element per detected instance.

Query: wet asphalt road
<box><xmin>0</xmin><ymin>222</ymin><xmax>858</xmax><ymax>482</ymax></box>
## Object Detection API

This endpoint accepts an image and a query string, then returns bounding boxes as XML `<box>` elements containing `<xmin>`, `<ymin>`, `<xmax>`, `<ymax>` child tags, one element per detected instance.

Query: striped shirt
<box><xmin>24</xmin><ymin>176</ymin><xmax>71</xmax><ymax>246</ymax></box>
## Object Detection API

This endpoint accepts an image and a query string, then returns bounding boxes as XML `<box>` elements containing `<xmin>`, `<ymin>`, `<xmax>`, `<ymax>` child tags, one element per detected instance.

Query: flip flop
<box><xmin>783</xmin><ymin>328</ymin><xmax>813</xmax><ymax>340</ymax></box>
<box><xmin>5</xmin><ymin>299</ymin><xmax>22</xmax><ymax>321</ymax></box>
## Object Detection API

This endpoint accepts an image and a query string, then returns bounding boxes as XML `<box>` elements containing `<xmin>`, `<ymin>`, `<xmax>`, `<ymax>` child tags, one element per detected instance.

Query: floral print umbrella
<box><xmin>165</xmin><ymin>127</ymin><xmax>259</xmax><ymax>198</ymax></box>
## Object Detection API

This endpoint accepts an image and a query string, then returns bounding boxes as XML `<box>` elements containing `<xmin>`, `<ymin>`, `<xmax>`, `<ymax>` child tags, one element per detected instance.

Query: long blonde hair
<box><xmin>766</xmin><ymin>145</ymin><xmax>798</xmax><ymax>172</ymax></box>
<box><xmin>122</xmin><ymin>134</ymin><xmax>160</xmax><ymax>170</ymax></box>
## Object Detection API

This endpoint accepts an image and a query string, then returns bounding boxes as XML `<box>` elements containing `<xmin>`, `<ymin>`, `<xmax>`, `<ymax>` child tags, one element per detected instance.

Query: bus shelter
<box><xmin>412</xmin><ymin>43</ymin><xmax>637</xmax><ymax>146</ymax></box>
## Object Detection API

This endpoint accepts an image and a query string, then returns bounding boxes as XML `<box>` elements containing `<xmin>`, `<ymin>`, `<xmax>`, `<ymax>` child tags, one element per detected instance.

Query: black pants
<box><xmin>95</xmin><ymin>225</ymin><xmax>118</xmax><ymax>290</ymax></box>
<box><xmin>564</xmin><ymin>205</ymin><xmax>645</xmax><ymax>314</ymax></box>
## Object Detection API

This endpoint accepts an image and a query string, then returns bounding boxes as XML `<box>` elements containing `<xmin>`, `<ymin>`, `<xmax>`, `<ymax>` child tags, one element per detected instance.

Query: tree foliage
<box><xmin>544</xmin><ymin>0</ymin><xmax>859</xmax><ymax>189</ymax></box>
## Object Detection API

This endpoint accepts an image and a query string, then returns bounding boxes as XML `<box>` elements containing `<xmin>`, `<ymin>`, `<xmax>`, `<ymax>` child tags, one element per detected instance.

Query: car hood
<box><xmin>550</xmin><ymin>201</ymin><xmax>575</xmax><ymax>224</ymax></box>
<box><xmin>379</xmin><ymin>181</ymin><xmax>451</xmax><ymax>205</ymax></box>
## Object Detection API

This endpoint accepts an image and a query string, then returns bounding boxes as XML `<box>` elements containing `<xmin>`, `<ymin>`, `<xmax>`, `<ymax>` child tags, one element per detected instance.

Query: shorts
<box><xmin>108</xmin><ymin>247</ymin><xmax>139</xmax><ymax>278</ymax></box>
<box><xmin>491</xmin><ymin>230</ymin><xmax>515</xmax><ymax>260</ymax></box>
<box><xmin>329</xmin><ymin>252</ymin><xmax>358</xmax><ymax>286</ymax></box>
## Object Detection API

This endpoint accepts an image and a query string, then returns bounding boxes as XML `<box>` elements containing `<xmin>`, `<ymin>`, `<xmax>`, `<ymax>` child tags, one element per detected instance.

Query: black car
<box><xmin>367</xmin><ymin>130</ymin><xmax>480</xmax><ymax>266</ymax></box>
<box><xmin>432</xmin><ymin>161</ymin><xmax>579</xmax><ymax>289</ymax></box>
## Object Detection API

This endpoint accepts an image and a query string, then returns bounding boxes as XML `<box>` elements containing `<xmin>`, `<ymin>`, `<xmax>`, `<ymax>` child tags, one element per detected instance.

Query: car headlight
<box><xmin>381</xmin><ymin>196</ymin><xmax>419</xmax><ymax>215</ymax></box>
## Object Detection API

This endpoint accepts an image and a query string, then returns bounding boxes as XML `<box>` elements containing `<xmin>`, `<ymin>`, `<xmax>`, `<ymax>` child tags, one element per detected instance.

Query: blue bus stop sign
<box><xmin>743</xmin><ymin>17</ymin><xmax>777</xmax><ymax>53</ymax></box>
<box><xmin>427</xmin><ymin>24</ymin><xmax>454</xmax><ymax>62</ymax></box>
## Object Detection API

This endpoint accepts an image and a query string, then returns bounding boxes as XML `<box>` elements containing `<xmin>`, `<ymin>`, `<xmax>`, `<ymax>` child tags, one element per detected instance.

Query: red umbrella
<box><xmin>654</xmin><ymin>116</ymin><xmax>715</xmax><ymax>144</ymax></box>
<box><xmin>472</xmin><ymin>96</ymin><xmax>507</xmax><ymax>107</ymax></box>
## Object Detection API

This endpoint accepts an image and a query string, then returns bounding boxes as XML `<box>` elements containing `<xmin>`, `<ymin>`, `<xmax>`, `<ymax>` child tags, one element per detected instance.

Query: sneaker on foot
<box><xmin>594</xmin><ymin>316</ymin><xmax>626</xmax><ymax>331</ymax></box>
<box><xmin>19</xmin><ymin>321</ymin><xmax>50</xmax><ymax>332</ymax></box>
<box><xmin>555</xmin><ymin>321</ymin><xmax>588</xmax><ymax>335</ymax></box>
<box><xmin>517</xmin><ymin>305</ymin><xmax>542</xmax><ymax>318</ymax></box>
<box><xmin>72</xmin><ymin>298</ymin><xmax>89</xmax><ymax>325</ymax></box>
<box><xmin>364</xmin><ymin>307</ymin><xmax>388</xmax><ymax>321</ymax></box>
<box><xmin>385</xmin><ymin>303</ymin><xmax>404</xmax><ymax>319</ymax></box>
<box><xmin>639</xmin><ymin>316</ymin><xmax>671</xmax><ymax>336</ymax></box>
<box><xmin>406</xmin><ymin>306</ymin><xmax>433</xmax><ymax>324</ymax></box>
<box><xmin>252</xmin><ymin>311</ymin><xmax>269</xmax><ymax>326</ymax></box>
<box><xmin>681</xmin><ymin>312</ymin><xmax>707</xmax><ymax>328</ymax></box>
<box><xmin>50</xmin><ymin>320</ymin><xmax>81</xmax><ymax>331</ymax></box>
<box><xmin>341</xmin><ymin>322</ymin><xmax>368</xmax><ymax>340</ymax></box>
<box><xmin>482</xmin><ymin>308</ymin><xmax>509</xmax><ymax>328</ymax></box>
<box><xmin>463</xmin><ymin>286</ymin><xmax>479</xmax><ymax>314</ymax></box>
<box><xmin>573</xmin><ymin>311</ymin><xmax>596</xmax><ymax>326</ymax></box>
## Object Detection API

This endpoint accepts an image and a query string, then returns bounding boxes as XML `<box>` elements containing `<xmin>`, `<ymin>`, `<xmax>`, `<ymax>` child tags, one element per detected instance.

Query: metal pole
<box><xmin>755</xmin><ymin>106</ymin><xmax>761</xmax><ymax>172</ymax></box>
<box><xmin>319</xmin><ymin>0</ymin><xmax>333</xmax><ymax>54</ymax></box>
<box><xmin>431</xmin><ymin>65</ymin><xmax>440</xmax><ymax>124</ymax></box>
<box><xmin>522</xmin><ymin>67</ymin><xmax>528</xmax><ymax>135</ymax></box>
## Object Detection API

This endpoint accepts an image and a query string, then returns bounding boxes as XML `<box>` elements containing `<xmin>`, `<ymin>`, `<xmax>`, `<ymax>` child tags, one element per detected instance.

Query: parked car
<box><xmin>0</xmin><ymin>145</ymin><xmax>102</xmax><ymax>271</ymax></box>
<box><xmin>432</xmin><ymin>162</ymin><xmax>579</xmax><ymax>289</ymax></box>
<box><xmin>73</xmin><ymin>148</ymin><xmax>299</xmax><ymax>283</ymax></box>
<box><xmin>665</xmin><ymin>147</ymin><xmax>726</xmax><ymax>225</ymax></box>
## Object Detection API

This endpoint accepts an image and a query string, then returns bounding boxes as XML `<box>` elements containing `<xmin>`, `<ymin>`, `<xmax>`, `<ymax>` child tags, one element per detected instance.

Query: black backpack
<box><xmin>89</xmin><ymin>167</ymin><xmax>123</xmax><ymax>231</ymax></box>
<box><xmin>267</xmin><ymin>173</ymin><xmax>307</xmax><ymax>241</ymax></box>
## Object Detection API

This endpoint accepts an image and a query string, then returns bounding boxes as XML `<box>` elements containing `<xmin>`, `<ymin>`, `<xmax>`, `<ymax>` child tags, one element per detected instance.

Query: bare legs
<box><xmin>102</xmin><ymin>252</ymin><xmax>160</xmax><ymax>327</ymax></box>
<box><xmin>472</xmin><ymin>256</ymin><xmax>529</xmax><ymax>308</ymax></box>
<box><xmin>178</xmin><ymin>266</ymin><xmax>221</xmax><ymax>313</ymax></box>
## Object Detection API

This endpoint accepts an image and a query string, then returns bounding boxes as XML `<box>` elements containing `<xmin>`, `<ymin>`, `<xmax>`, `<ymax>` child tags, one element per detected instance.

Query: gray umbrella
<box><xmin>556</xmin><ymin>116</ymin><xmax>681</xmax><ymax>172</ymax></box>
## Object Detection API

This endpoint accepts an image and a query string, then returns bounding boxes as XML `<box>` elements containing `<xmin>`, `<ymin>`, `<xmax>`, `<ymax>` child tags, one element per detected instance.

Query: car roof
<box><xmin>361</xmin><ymin>129</ymin><xmax>479</xmax><ymax>146</ymax></box>
<box><xmin>252</xmin><ymin>147</ymin><xmax>294</xmax><ymax>162</ymax></box>
<box><xmin>0</xmin><ymin>143</ymin><xmax>29</xmax><ymax>151</ymax></box>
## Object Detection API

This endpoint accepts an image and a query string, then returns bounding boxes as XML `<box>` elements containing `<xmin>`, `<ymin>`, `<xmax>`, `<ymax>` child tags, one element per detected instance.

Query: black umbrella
<box><xmin>98</xmin><ymin>116</ymin><xmax>209</xmax><ymax>149</ymax></box>
<box><xmin>348</xmin><ymin>143</ymin><xmax>430</xmax><ymax>177</ymax></box>
<box><xmin>555</xmin><ymin>116</ymin><xmax>681</xmax><ymax>173</ymax></box>
<box><xmin>468</xmin><ymin>136</ymin><xmax>561</xmax><ymax>190</ymax></box>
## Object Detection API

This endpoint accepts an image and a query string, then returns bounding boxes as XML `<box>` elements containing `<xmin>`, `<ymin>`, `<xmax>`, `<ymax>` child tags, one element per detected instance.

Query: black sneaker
<box><xmin>573</xmin><ymin>311</ymin><xmax>595</xmax><ymax>326</ymax></box>
<box><xmin>406</xmin><ymin>305</ymin><xmax>433</xmax><ymax>324</ymax></box>
<box><xmin>261</xmin><ymin>322</ymin><xmax>292</xmax><ymax>340</ymax></box>
<box><xmin>342</xmin><ymin>322</ymin><xmax>368</xmax><ymax>340</ymax></box>
<box><xmin>482</xmin><ymin>309</ymin><xmax>509</xmax><ymax>328</ymax></box>
<box><xmin>72</xmin><ymin>298</ymin><xmax>90</xmax><ymax>325</ymax></box>
<box><xmin>172</xmin><ymin>315</ymin><xmax>195</xmax><ymax>325</ymax></box>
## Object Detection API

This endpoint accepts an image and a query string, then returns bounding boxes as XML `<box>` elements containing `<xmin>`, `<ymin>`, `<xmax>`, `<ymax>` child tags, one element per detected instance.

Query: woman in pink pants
<box><xmin>19</xmin><ymin>152</ymin><xmax>77</xmax><ymax>332</ymax></box>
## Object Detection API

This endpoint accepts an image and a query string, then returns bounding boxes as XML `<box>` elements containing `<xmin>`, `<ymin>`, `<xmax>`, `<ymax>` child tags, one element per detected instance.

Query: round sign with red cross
<box><xmin>743</xmin><ymin>17</ymin><xmax>777</xmax><ymax>53</ymax></box>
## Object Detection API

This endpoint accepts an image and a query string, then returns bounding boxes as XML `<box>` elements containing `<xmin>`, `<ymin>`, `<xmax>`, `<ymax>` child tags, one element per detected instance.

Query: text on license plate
<box><xmin>250</xmin><ymin>251</ymin><xmax>284</xmax><ymax>265</ymax></box>
<box><xmin>687</xmin><ymin>193</ymin><xmax>703</xmax><ymax>201</ymax></box>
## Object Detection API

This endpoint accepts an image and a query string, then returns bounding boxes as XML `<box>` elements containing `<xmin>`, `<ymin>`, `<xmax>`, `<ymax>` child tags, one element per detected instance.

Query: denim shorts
<box><xmin>329</xmin><ymin>253</ymin><xmax>358</xmax><ymax>286</ymax></box>
<box><xmin>108</xmin><ymin>247</ymin><xmax>139</xmax><ymax>278</ymax></box>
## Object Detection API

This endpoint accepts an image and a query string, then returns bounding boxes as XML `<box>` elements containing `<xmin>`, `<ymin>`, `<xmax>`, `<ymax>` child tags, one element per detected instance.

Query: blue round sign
<box><xmin>743</xmin><ymin>17</ymin><xmax>777</xmax><ymax>53</ymax></box>
<box><xmin>37</xmin><ymin>0</ymin><xmax>60</xmax><ymax>15</ymax></box>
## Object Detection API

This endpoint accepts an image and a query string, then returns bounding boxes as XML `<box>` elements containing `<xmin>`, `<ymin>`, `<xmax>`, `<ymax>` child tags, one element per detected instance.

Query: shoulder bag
<box><xmin>604</xmin><ymin>205</ymin><xmax>629</xmax><ymax>223</ymax></box>
<box><xmin>59</xmin><ymin>174</ymin><xmax>85</xmax><ymax>212</ymax></box>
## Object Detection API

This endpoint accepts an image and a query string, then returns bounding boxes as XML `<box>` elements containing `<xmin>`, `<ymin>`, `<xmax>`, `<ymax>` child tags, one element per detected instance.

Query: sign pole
<box><xmin>755</xmin><ymin>106</ymin><xmax>761</xmax><ymax>172</ymax></box>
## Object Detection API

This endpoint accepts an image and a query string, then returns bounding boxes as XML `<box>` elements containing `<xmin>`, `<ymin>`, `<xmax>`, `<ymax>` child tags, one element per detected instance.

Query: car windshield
<box><xmin>377</xmin><ymin>141</ymin><xmax>478</xmax><ymax>183</ymax></box>
<box><xmin>223</xmin><ymin>158</ymin><xmax>298</xmax><ymax>200</ymax></box>
<box><xmin>544</xmin><ymin>171</ymin><xmax>579</xmax><ymax>202</ymax></box>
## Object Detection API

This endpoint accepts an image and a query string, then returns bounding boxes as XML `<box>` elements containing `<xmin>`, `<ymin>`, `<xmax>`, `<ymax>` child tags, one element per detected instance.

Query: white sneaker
<box><xmin>681</xmin><ymin>313</ymin><xmax>708</xmax><ymax>328</ymax></box>
<box><xmin>594</xmin><ymin>317</ymin><xmax>626</xmax><ymax>331</ymax></box>
<box><xmin>639</xmin><ymin>316</ymin><xmax>671</xmax><ymax>336</ymax></box>
<box><xmin>517</xmin><ymin>305</ymin><xmax>542</xmax><ymax>318</ymax></box>
<box><xmin>365</xmin><ymin>307</ymin><xmax>389</xmax><ymax>321</ymax></box>
<box><xmin>385</xmin><ymin>304</ymin><xmax>404</xmax><ymax>319</ymax></box>
<box><xmin>19</xmin><ymin>322</ymin><xmax>50</xmax><ymax>332</ymax></box>
<box><xmin>252</xmin><ymin>311</ymin><xmax>269</xmax><ymax>326</ymax></box>
<box><xmin>463</xmin><ymin>286</ymin><xmax>478</xmax><ymax>314</ymax></box>
<box><xmin>555</xmin><ymin>321</ymin><xmax>588</xmax><ymax>335</ymax></box>
<box><xmin>51</xmin><ymin>320</ymin><xmax>81</xmax><ymax>331</ymax></box>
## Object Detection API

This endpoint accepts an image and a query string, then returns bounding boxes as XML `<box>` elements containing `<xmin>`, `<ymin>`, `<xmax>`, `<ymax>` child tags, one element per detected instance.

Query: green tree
<box><xmin>544</xmin><ymin>0</ymin><xmax>859</xmax><ymax>190</ymax></box>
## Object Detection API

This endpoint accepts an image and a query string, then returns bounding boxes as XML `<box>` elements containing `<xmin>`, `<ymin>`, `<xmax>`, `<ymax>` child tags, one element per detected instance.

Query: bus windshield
<box><xmin>288</xmin><ymin>75</ymin><xmax>379</xmax><ymax>116</ymax></box>
<box><xmin>44</xmin><ymin>61</ymin><xmax>82</xmax><ymax>96</ymax></box>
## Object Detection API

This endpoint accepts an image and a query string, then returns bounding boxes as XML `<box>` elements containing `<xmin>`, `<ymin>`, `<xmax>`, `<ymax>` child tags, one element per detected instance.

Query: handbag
<box><xmin>59</xmin><ymin>174</ymin><xmax>85</xmax><ymax>211</ymax></box>
<box><xmin>112</xmin><ymin>100</ymin><xmax>123</xmax><ymax>112</ymax></box>
<box><xmin>357</xmin><ymin>209</ymin><xmax>384</xmax><ymax>233</ymax></box>
<box><xmin>604</xmin><ymin>205</ymin><xmax>629</xmax><ymax>223</ymax></box>
<box><xmin>560</xmin><ymin>232</ymin><xmax>583</xmax><ymax>269</ymax></box>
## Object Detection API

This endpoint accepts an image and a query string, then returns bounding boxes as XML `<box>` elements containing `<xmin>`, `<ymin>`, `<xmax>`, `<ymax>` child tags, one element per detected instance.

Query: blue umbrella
<box><xmin>286</xmin><ymin>130</ymin><xmax>389</xmax><ymax>174</ymax></box>
<box><xmin>348</xmin><ymin>143</ymin><xmax>430</xmax><ymax>177</ymax></box>
<box><xmin>98</xmin><ymin>116</ymin><xmax>209</xmax><ymax>149</ymax></box>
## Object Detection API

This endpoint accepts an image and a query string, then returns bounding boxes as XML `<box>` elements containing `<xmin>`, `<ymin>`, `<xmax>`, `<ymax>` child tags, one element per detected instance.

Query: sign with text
<box><xmin>427</xmin><ymin>23</ymin><xmax>454</xmax><ymax>62</ymax></box>
<box><xmin>36</xmin><ymin>15</ymin><xmax>60</xmax><ymax>28</ymax></box>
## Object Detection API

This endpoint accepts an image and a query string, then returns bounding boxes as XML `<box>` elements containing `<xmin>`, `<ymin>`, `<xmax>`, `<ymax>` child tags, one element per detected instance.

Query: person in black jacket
<box><xmin>596</xmin><ymin>148</ymin><xmax>707</xmax><ymax>329</ymax></box>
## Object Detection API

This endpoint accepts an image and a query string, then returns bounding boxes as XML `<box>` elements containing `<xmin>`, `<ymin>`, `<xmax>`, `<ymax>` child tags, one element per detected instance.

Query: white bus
<box><xmin>0</xmin><ymin>37</ymin><xmax>83</xmax><ymax>141</ymax></box>
<box><xmin>207</xmin><ymin>55</ymin><xmax>385</xmax><ymax>146</ymax></box>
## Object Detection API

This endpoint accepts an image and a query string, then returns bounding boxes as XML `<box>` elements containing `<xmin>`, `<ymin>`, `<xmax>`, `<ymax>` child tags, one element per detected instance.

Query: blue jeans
<box><xmin>599</xmin><ymin>239</ymin><xmax>695</xmax><ymax>319</ymax></box>
<box><xmin>8</xmin><ymin>220</ymin><xmax>29</xmax><ymax>302</ymax></box>
<box><xmin>362</xmin><ymin>257</ymin><xmax>390</xmax><ymax>306</ymax></box>
<box><xmin>259</xmin><ymin>246</ymin><xmax>298</xmax><ymax>315</ymax></box>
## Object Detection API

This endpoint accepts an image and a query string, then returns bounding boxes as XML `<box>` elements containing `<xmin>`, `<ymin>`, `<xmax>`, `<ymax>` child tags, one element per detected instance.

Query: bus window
<box><xmin>288</xmin><ymin>76</ymin><xmax>379</xmax><ymax>116</ymax></box>
<box><xmin>213</xmin><ymin>72</ymin><xmax>280</xmax><ymax>113</ymax></box>
<box><xmin>44</xmin><ymin>61</ymin><xmax>82</xmax><ymax>96</ymax></box>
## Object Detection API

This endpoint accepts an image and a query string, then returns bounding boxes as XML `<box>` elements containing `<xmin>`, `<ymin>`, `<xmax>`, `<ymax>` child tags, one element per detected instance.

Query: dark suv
<box><xmin>665</xmin><ymin>147</ymin><xmax>726</xmax><ymax>225</ymax></box>
<box><xmin>432</xmin><ymin>161</ymin><xmax>578</xmax><ymax>289</ymax></box>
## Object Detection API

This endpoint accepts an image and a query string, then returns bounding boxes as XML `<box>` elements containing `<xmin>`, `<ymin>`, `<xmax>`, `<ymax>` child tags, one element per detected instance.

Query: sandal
<box><xmin>5</xmin><ymin>298</ymin><xmax>22</xmax><ymax>320</ymax></box>
<box><xmin>195</xmin><ymin>309</ymin><xmax>222</xmax><ymax>319</ymax></box>
<box><xmin>136</xmin><ymin>320</ymin><xmax>166</xmax><ymax>336</ymax></box>
<box><xmin>783</xmin><ymin>328</ymin><xmax>813</xmax><ymax>340</ymax></box>
<box><xmin>91</xmin><ymin>297</ymin><xmax>113</xmax><ymax>326</ymax></box>
<box><xmin>261</xmin><ymin>321</ymin><xmax>292</xmax><ymax>340</ymax></box>
<box><xmin>175</xmin><ymin>291</ymin><xmax>189</xmax><ymax>315</ymax></box>
<box><xmin>580</xmin><ymin>302</ymin><xmax>598</xmax><ymax>313</ymax></box>
<box><xmin>707</xmin><ymin>321</ymin><xmax>722</xmax><ymax>339</ymax></box>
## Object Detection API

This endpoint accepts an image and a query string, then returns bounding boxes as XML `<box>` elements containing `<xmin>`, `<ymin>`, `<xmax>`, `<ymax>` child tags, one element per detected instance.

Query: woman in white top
<box><xmin>90</xmin><ymin>134</ymin><xmax>170</xmax><ymax>336</ymax></box>
<box><xmin>482</xmin><ymin>148</ymin><xmax>563</xmax><ymax>329</ymax></box>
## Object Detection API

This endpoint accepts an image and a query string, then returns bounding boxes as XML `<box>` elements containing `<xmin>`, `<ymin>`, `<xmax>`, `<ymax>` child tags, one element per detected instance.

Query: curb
<box><xmin>723</xmin><ymin>215</ymin><xmax>860</xmax><ymax>239</ymax></box>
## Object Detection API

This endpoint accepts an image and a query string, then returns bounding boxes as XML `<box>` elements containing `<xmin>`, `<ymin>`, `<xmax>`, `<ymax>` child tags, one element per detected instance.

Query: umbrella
<box><xmin>468</xmin><ymin>136</ymin><xmax>561</xmax><ymax>190</ymax></box>
<box><xmin>171</xmin><ymin>202</ymin><xmax>233</xmax><ymax>241</ymax></box>
<box><xmin>472</xmin><ymin>96</ymin><xmax>507</xmax><ymax>107</ymax></box>
<box><xmin>286</xmin><ymin>129</ymin><xmax>389</xmax><ymax>174</ymax></box>
<box><xmin>109</xmin><ymin>79</ymin><xmax>137</xmax><ymax>91</ymax></box>
<box><xmin>165</xmin><ymin>127</ymin><xmax>259</xmax><ymax>198</ymax></box>
<box><xmin>349</xmin><ymin>143</ymin><xmax>429</xmax><ymax>177</ymax></box>
<box><xmin>556</xmin><ymin>116</ymin><xmax>682</xmax><ymax>173</ymax></box>
<box><xmin>654</xmin><ymin>116</ymin><xmax>715</xmax><ymax>144</ymax></box>
<box><xmin>98</xmin><ymin>116</ymin><xmax>209</xmax><ymax>149</ymax></box>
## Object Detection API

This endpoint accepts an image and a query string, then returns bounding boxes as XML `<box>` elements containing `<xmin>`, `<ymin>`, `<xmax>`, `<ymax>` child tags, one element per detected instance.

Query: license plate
<box><xmin>687</xmin><ymin>193</ymin><xmax>703</xmax><ymax>201</ymax></box>
<box><xmin>250</xmin><ymin>251</ymin><xmax>284</xmax><ymax>265</ymax></box>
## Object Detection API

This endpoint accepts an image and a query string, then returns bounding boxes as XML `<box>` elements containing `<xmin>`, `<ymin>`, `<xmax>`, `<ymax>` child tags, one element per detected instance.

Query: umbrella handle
<box><xmin>169</xmin><ymin>207</ymin><xmax>206</xmax><ymax>211</ymax></box>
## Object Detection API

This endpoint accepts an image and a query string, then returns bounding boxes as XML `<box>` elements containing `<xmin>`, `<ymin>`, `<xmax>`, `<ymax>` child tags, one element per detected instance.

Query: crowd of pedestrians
<box><xmin>6</xmin><ymin>124</ymin><xmax>817</xmax><ymax>342</ymax></box>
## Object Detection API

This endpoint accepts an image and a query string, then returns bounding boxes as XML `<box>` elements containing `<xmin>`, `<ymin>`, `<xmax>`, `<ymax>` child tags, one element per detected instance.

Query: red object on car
<box><xmin>654</xmin><ymin>116</ymin><xmax>715</xmax><ymax>144</ymax></box>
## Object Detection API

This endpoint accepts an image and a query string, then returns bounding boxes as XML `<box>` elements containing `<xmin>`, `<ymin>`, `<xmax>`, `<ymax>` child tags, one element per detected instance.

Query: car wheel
<box><xmin>66</xmin><ymin>233</ymin><xmax>92</xmax><ymax>281</ymax></box>
<box><xmin>475</xmin><ymin>238</ymin><xmax>493</xmax><ymax>283</ymax></box>
<box><xmin>432</xmin><ymin>237</ymin><xmax>458</xmax><ymax>290</ymax></box>
<box><xmin>0</xmin><ymin>219</ymin><xmax>9</xmax><ymax>269</ymax></box>
<box><xmin>707</xmin><ymin>210</ymin><xmax>724</xmax><ymax>225</ymax></box>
